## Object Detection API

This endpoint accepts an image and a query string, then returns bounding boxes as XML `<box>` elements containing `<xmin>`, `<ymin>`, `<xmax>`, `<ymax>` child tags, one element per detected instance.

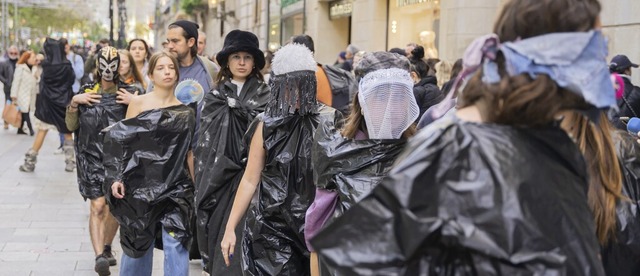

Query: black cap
<box><xmin>169</xmin><ymin>20</ymin><xmax>199</xmax><ymax>42</ymax></box>
<box><xmin>610</xmin><ymin>54</ymin><xmax>639</xmax><ymax>71</ymax></box>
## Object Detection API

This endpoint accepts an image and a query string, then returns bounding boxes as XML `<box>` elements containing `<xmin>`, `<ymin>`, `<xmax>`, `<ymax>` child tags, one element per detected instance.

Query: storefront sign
<box><xmin>397</xmin><ymin>0</ymin><xmax>433</xmax><ymax>8</ymax></box>
<box><xmin>330</xmin><ymin>0</ymin><xmax>352</xmax><ymax>20</ymax></box>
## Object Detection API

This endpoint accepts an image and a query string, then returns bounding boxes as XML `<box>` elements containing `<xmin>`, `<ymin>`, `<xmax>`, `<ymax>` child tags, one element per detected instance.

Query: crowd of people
<box><xmin>1</xmin><ymin>0</ymin><xmax>640</xmax><ymax>275</ymax></box>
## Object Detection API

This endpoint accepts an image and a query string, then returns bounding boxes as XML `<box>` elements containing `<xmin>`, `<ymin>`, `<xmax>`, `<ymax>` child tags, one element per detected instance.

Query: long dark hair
<box><xmin>458</xmin><ymin>0</ymin><xmax>601</xmax><ymax>127</ymax></box>
<box><xmin>127</xmin><ymin>38</ymin><xmax>152</xmax><ymax>61</ymax></box>
<box><xmin>214</xmin><ymin>53</ymin><xmax>264</xmax><ymax>85</ymax></box>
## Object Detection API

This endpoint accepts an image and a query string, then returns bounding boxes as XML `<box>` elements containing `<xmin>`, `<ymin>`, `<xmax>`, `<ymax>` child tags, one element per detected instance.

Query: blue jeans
<box><xmin>119</xmin><ymin>227</ymin><xmax>189</xmax><ymax>276</ymax></box>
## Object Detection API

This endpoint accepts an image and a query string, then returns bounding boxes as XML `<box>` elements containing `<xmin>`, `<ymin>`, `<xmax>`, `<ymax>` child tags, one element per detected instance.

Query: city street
<box><xmin>0</xmin><ymin>125</ymin><xmax>202</xmax><ymax>275</ymax></box>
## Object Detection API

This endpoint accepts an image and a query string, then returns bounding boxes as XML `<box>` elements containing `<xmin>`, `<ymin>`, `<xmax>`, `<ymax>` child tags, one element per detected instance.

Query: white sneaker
<box><xmin>53</xmin><ymin>148</ymin><xmax>64</xmax><ymax>155</ymax></box>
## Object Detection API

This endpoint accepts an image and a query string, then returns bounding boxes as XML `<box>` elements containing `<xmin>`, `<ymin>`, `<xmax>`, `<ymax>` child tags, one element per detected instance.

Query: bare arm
<box><xmin>187</xmin><ymin>150</ymin><xmax>195</xmax><ymax>181</ymax></box>
<box><xmin>220</xmin><ymin>121</ymin><xmax>266</xmax><ymax>266</ymax></box>
<box><xmin>125</xmin><ymin>96</ymin><xmax>143</xmax><ymax>119</ymax></box>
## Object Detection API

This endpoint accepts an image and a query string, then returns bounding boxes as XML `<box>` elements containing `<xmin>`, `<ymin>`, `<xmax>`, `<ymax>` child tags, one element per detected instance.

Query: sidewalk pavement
<box><xmin>0</xmin><ymin>125</ymin><xmax>203</xmax><ymax>275</ymax></box>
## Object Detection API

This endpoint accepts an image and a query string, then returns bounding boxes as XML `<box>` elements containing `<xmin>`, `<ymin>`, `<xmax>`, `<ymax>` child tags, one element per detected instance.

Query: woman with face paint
<box><xmin>104</xmin><ymin>52</ymin><xmax>195</xmax><ymax>276</ymax></box>
<box><xmin>64</xmin><ymin>46</ymin><xmax>125</xmax><ymax>276</ymax></box>
<box><xmin>194</xmin><ymin>30</ymin><xmax>270</xmax><ymax>275</ymax></box>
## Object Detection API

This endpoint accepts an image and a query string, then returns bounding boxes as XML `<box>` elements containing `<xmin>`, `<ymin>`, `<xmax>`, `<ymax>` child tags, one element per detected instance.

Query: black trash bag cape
<box><xmin>602</xmin><ymin>131</ymin><xmax>640</xmax><ymax>276</ymax></box>
<box><xmin>75</xmin><ymin>90</ymin><xmax>127</xmax><ymax>200</ymax></box>
<box><xmin>194</xmin><ymin>77</ymin><xmax>270</xmax><ymax>274</ymax></box>
<box><xmin>242</xmin><ymin>103</ymin><xmax>342</xmax><ymax>276</ymax></box>
<box><xmin>312</xmin><ymin>117</ymin><xmax>605</xmax><ymax>275</ymax></box>
<box><xmin>103</xmin><ymin>105</ymin><xmax>195</xmax><ymax>258</ymax></box>
<box><xmin>35</xmin><ymin>38</ymin><xmax>75</xmax><ymax>133</ymax></box>
<box><xmin>312</xmin><ymin>119</ymin><xmax>405</xmax><ymax>225</ymax></box>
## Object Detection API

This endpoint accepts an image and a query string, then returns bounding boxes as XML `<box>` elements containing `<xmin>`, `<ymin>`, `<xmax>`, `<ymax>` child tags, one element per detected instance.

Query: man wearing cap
<box><xmin>610</xmin><ymin>54</ymin><xmax>640</xmax><ymax>129</ymax></box>
<box><xmin>167</xmin><ymin>20</ymin><xmax>218</xmax><ymax>93</ymax></box>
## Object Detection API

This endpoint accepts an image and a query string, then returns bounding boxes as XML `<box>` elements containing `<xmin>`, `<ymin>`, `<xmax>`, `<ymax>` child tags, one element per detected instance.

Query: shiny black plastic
<box><xmin>194</xmin><ymin>78</ymin><xmax>270</xmax><ymax>274</ymax></box>
<box><xmin>312</xmin><ymin>117</ymin><xmax>605</xmax><ymax>275</ymax></box>
<box><xmin>242</xmin><ymin>105</ymin><xmax>341</xmax><ymax>276</ymax></box>
<box><xmin>35</xmin><ymin>38</ymin><xmax>75</xmax><ymax>133</ymax></box>
<box><xmin>312</xmin><ymin>119</ymin><xmax>405</xmax><ymax>223</ymax></box>
<box><xmin>602</xmin><ymin>131</ymin><xmax>640</xmax><ymax>275</ymax></box>
<box><xmin>75</xmin><ymin>93</ymin><xmax>126</xmax><ymax>200</ymax></box>
<box><xmin>103</xmin><ymin>105</ymin><xmax>195</xmax><ymax>258</ymax></box>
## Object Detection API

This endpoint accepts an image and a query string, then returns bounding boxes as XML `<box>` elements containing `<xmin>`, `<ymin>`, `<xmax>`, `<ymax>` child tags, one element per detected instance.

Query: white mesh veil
<box><xmin>358</xmin><ymin>68</ymin><xmax>419</xmax><ymax>139</ymax></box>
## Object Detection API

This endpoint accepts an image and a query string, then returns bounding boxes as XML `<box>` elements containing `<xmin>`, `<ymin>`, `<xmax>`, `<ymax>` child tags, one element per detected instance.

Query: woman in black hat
<box><xmin>194</xmin><ymin>29</ymin><xmax>270</xmax><ymax>275</ymax></box>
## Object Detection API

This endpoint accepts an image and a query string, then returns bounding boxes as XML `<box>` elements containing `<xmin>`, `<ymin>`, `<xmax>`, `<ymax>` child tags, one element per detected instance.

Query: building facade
<box><xmin>157</xmin><ymin>0</ymin><xmax>640</xmax><ymax>83</ymax></box>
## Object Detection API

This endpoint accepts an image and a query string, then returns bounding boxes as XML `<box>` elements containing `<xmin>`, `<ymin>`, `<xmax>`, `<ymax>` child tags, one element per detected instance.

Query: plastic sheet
<box><xmin>242</xmin><ymin>105</ymin><xmax>341</xmax><ymax>276</ymax></box>
<box><xmin>312</xmin><ymin>119</ymin><xmax>405</xmax><ymax>225</ymax></box>
<box><xmin>103</xmin><ymin>105</ymin><xmax>195</xmax><ymax>258</ymax></box>
<box><xmin>75</xmin><ymin>93</ymin><xmax>127</xmax><ymax>200</ymax></box>
<box><xmin>602</xmin><ymin>131</ymin><xmax>640</xmax><ymax>275</ymax></box>
<box><xmin>193</xmin><ymin>78</ymin><xmax>270</xmax><ymax>274</ymax></box>
<box><xmin>312</xmin><ymin>116</ymin><xmax>605</xmax><ymax>275</ymax></box>
<box><xmin>35</xmin><ymin>38</ymin><xmax>76</xmax><ymax>133</ymax></box>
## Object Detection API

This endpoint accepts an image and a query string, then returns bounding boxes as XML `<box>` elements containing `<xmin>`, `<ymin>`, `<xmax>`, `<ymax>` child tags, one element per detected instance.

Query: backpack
<box><xmin>322</xmin><ymin>64</ymin><xmax>356</xmax><ymax>115</ymax></box>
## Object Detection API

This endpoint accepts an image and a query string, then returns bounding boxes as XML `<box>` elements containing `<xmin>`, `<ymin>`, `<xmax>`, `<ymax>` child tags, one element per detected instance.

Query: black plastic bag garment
<box><xmin>602</xmin><ymin>131</ymin><xmax>640</xmax><ymax>276</ymax></box>
<box><xmin>194</xmin><ymin>78</ymin><xmax>269</xmax><ymax>274</ymax></box>
<box><xmin>242</xmin><ymin>105</ymin><xmax>341</xmax><ymax>276</ymax></box>
<box><xmin>103</xmin><ymin>105</ymin><xmax>195</xmax><ymax>258</ymax></box>
<box><xmin>75</xmin><ymin>93</ymin><xmax>127</xmax><ymax>200</ymax></box>
<box><xmin>35</xmin><ymin>38</ymin><xmax>75</xmax><ymax>133</ymax></box>
<box><xmin>312</xmin><ymin>119</ymin><xmax>405</xmax><ymax>225</ymax></box>
<box><xmin>312</xmin><ymin>116</ymin><xmax>605</xmax><ymax>275</ymax></box>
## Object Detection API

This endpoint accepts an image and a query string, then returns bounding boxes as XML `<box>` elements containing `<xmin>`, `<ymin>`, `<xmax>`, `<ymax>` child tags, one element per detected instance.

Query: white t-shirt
<box><xmin>231</xmin><ymin>79</ymin><xmax>245</xmax><ymax>96</ymax></box>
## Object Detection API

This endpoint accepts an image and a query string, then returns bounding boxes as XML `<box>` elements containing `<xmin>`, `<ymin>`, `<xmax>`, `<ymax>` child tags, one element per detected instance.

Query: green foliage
<box><xmin>181</xmin><ymin>0</ymin><xmax>206</xmax><ymax>14</ymax></box>
<box><xmin>12</xmin><ymin>5</ymin><xmax>105</xmax><ymax>43</ymax></box>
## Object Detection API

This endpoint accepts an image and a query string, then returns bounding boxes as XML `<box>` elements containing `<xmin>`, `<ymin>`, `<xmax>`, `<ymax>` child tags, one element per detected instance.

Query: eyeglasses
<box><xmin>8</xmin><ymin>52</ymin><xmax>18</xmax><ymax>55</ymax></box>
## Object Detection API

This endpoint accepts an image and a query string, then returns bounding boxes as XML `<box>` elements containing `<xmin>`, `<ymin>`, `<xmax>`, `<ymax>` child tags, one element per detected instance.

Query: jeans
<box><xmin>119</xmin><ymin>227</ymin><xmax>189</xmax><ymax>276</ymax></box>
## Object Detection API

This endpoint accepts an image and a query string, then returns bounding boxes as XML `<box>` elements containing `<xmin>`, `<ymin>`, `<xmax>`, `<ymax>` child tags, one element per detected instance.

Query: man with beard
<box><xmin>1</xmin><ymin>45</ymin><xmax>19</xmax><ymax>129</ymax></box>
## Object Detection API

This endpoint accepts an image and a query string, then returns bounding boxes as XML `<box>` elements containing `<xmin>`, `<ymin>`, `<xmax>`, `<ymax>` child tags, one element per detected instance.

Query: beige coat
<box><xmin>10</xmin><ymin>64</ymin><xmax>39</xmax><ymax>112</ymax></box>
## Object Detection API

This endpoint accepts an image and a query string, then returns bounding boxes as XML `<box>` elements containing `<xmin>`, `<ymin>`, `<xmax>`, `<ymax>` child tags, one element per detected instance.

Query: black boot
<box><xmin>102</xmin><ymin>245</ymin><xmax>117</xmax><ymax>266</ymax></box>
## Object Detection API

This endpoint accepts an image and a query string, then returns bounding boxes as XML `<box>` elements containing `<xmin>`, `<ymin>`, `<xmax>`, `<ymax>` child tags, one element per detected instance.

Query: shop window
<box><xmin>387</xmin><ymin>0</ymin><xmax>440</xmax><ymax>58</ymax></box>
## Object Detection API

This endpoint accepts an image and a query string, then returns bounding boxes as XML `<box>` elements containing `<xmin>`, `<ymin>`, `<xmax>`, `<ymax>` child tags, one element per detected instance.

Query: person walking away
<box><xmin>305</xmin><ymin>51</ymin><xmax>419</xmax><ymax>276</ymax></box>
<box><xmin>1</xmin><ymin>45</ymin><xmax>19</xmax><ymax>129</ymax></box>
<box><xmin>194</xmin><ymin>29</ymin><xmax>270</xmax><ymax>275</ymax></box>
<box><xmin>9</xmin><ymin>51</ymin><xmax>38</xmax><ymax>135</ymax></box>
<box><xmin>409</xmin><ymin>46</ymin><xmax>443</xmax><ymax>121</ymax></box>
<box><xmin>65</xmin><ymin>46</ymin><xmax>125</xmax><ymax>276</ymax></box>
<box><xmin>105</xmin><ymin>52</ymin><xmax>195</xmax><ymax>276</ymax></box>
<box><xmin>19</xmin><ymin>38</ymin><xmax>75</xmax><ymax>173</ymax></box>
<box><xmin>292</xmin><ymin>35</ymin><xmax>356</xmax><ymax>115</ymax></box>
<box><xmin>220</xmin><ymin>43</ymin><xmax>342</xmax><ymax>275</ymax></box>
<box><xmin>312</xmin><ymin>0</ymin><xmax>613</xmax><ymax>274</ymax></box>
<box><xmin>609</xmin><ymin>54</ymin><xmax>640</xmax><ymax>129</ymax></box>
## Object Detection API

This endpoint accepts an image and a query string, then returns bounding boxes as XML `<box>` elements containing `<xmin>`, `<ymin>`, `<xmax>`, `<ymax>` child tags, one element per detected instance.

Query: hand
<box><xmin>10</xmin><ymin>97</ymin><xmax>17</xmax><ymax>103</ymax></box>
<box><xmin>220</xmin><ymin>228</ymin><xmax>236</xmax><ymax>267</ymax></box>
<box><xmin>111</xmin><ymin>181</ymin><xmax>125</xmax><ymax>199</ymax></box>
<box><xmin>72</xmin><ymin>93</ymin><xmax>101</xmax><ymax>107</ymax></box>
<box><xmin>116</xmin><ymin>88</ymin><xmax>138</xmax><ymax>105</ymax></box>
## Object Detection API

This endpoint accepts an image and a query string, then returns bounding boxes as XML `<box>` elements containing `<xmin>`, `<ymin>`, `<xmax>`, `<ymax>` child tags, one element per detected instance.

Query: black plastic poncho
<box><xmin>242</xmin><ymin>105</ymin><xmax>341</xmax><ymax>276</ymax></box>
<box><xmin>75</xmin><ymin>92</ymin><xmax>126</xmax><ymax>200</ymax></box>
<box><xmin>194</xmin><ymin>77</ymin><xmax>269</xmax><ymax>274</ymax></box>
<box><xmin>312</xmin><ymin>116</ymin><xmax>605</xmax><ymax>275</ymax></box>
<box><xmin>311</xmin><ymin>119</ymin><xmax>405</xmax><ymax>226</ymax></box>
<box><xmin>103</xmin><ymin>105</ymin><xmax>195</xmax><ymax>258</ymax></box>
<box><xmin>602</xmin><ymin>131</ymin><xmax>640</xmax><ymax>276</ymax></box>
<box><xmin>35</xmin><ymin>38</ymin><xmax>75</xmax><ymax>133</ymax></box>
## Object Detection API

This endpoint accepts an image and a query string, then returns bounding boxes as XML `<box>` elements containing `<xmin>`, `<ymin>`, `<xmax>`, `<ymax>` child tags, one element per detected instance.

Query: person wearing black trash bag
<box><xmin>194</xmin><ymin>29</ymin><xmax>270</xmax><ymax>275</ymax></box>
<box><xmin>561</xmin><ymin>111</ymin><xmax>640</xmax><ymax>276</ymax></box>
<box><xmin>19</xmin><ymin>38</ymin><xmax>76</xmax><ymax>173</ymax></box>
<box><xmin>65</xmin><ymin>46</ymin><xmax>126</xmax><ymax>276</ymax></box>
<box><xmin>220</xmin><ymin>43</ymin><xmax>341</xmax><ymax>275</ymax></box>
<box><xmin>311</xmin><ymin>0</ymin><xmax>614</xmax><ymax>275</ymax></box>
<box><xmin>304</xmin><ymin>51</ymin><xmax>419</xmax><ymax>276</ymax></box>
<box><xmin>104</xmin><ymin>52</ymin><xmax>195</xmax><ymax>276</ymax></box>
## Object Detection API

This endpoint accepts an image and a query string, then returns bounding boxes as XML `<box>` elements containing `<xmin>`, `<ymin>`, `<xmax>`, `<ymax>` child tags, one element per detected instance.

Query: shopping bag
<box><xmin>2</xmin><ymin>100</ymin><xmax>21</xmax><ymax>128</ymax></box>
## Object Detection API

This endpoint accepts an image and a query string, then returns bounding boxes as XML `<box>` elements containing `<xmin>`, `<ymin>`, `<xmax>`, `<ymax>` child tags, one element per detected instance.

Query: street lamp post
<box><xmin>110</xmin><ymin>0</ymin><xmax>114</xmax><ymax>45</ymax></box>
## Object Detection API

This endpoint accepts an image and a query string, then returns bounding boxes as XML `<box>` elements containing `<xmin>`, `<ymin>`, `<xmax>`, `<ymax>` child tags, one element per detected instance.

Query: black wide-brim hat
<box><xmin>216</xmin><ymin>30</ymin><xmax>265</xmax><ymax>70</ymax></box>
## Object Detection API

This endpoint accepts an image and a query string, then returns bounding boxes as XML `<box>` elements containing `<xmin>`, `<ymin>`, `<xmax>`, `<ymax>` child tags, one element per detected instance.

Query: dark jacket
<box><xmin>413</xmin><ymin>76</ymin><xmax>443</xmax><ymax>121</ymax></box>
<box><xmin>0</xmin><ymin>58</ymin><xmax>17</xmax><ymax>95</ymax></box>
<box><xmin>612</xmin><ymin>76</ymin><xmax>640</xmax><ymax>129</ymax></box>
<box><xmin>321</xmin><ymin>64</ymin><xmax>355</xmax><ymax>115</ymax></box>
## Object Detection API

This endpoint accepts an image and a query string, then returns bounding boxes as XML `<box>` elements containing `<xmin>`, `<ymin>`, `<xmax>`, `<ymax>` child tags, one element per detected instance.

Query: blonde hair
<box><xmin>435</xmin><ymin>61</ymin><xmax>452</xmax><ymax>88</ymax></box>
